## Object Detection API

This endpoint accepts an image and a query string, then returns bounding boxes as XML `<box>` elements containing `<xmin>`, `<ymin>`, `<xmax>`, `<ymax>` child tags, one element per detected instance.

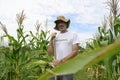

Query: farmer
<box><xmin>48</xmin><ymin>16</ymin><xmax>79</xmax><ymax>80</ymax></box>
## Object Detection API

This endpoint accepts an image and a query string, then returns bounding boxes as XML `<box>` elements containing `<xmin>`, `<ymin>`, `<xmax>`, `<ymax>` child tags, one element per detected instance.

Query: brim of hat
<box><xmin>54</xmin><ymin>19</ymin><xmax>69</xmax><ymax>23</ymax></box>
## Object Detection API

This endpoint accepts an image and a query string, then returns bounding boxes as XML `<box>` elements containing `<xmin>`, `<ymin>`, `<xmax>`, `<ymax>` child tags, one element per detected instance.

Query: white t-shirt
<box><xmin>55</xmin><ymin>31</ymin><xmax>79</xmax><ymax>60</ymax></box>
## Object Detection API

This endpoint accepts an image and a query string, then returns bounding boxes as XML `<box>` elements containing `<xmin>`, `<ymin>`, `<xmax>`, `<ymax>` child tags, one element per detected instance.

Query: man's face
<box><xmin>57</xmin><ymin>21</ymin><xmax>67</xmax><ymax>32</ymax></box>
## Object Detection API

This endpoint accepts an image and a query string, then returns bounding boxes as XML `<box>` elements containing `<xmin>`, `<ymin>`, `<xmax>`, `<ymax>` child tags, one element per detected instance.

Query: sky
<box><xmin>0</xmin><ymin>0</ymin><xmax>109</xmax><ymax>44</ymax></box>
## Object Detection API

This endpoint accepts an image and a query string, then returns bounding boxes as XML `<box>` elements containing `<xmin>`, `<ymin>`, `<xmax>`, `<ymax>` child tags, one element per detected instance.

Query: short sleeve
<box><xmin>73</xmin><ymin>33</ymin><xmax>80</xmax><ymax>44</ymax></box>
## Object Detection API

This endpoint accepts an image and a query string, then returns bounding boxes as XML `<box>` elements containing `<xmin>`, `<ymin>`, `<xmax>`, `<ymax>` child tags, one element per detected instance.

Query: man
<box><xmin>48</xmin><ymin>16</ymin><xmax>79</xmax><ymax>80</ymax></box>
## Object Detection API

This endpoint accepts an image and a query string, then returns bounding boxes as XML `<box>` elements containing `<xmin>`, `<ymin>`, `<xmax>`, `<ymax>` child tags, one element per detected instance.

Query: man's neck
<box><xmin>60</xmin><ymin>30</ymin><xmax>68</xmax><ymax>33</ymax></box>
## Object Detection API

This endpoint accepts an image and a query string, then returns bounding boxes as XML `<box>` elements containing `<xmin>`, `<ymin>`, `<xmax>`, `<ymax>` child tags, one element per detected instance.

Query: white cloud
<box><xmin>78</xmin><ymin>32</ymin><xmax>93</xmax><ymax>41</ymax></box>
<box><xmin>72</xmin><ymin>0</ymin><xmax>107</xmax><ymax>24</ymax></box>
<box><xmin>0</xmin><ymin>0</ymin><xmax>108</xmax><ymax>41</ymax></box>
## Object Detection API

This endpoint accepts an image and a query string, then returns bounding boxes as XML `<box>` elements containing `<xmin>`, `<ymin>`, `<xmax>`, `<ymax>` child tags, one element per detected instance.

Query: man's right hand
<box><xmin>50</xmin><ymin>32</ymin><xmax>57</xmax><ymax>41</ymax></box>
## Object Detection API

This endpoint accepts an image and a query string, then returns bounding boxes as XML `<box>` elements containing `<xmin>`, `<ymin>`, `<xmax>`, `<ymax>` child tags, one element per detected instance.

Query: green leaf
<box><xmin>38</xmin><ymin>38</ymin><xmax>120</xmax><ymax>80</ymax></box>
<box><xmin>107</xmin><ymin>29</ymin><xmax>114</xmax><ymax>44</ymax></box>
<box><xmin>93</xmin><ymin>39</ymin><xmax>99</xmax><ymax>48</ymax></box>
<box><xmin>114</xmin><ymin>24</ymin><xmax>120</xmax><ymax>37</ymax></box>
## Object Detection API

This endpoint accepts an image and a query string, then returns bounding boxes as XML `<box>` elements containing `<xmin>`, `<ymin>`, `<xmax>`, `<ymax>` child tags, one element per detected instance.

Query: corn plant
<box><xmin>0</xmin><ymin>11</ymin><xmax>52</xmax><ymax>80</ymax></box>
<box><xmin>83</xmin><ymin>0</ymin><xmax>120</xmax><ymax>79</ymax></box>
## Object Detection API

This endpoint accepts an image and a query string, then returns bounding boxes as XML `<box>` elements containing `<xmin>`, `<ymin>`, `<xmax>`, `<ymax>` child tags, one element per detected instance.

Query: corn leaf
<box><xmin>38</xmin><ymin>38</ymin><xmax>120</xmax><ymax>80</ymax></box>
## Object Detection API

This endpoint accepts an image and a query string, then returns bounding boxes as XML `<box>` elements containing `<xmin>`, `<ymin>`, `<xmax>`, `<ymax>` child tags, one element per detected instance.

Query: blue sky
<box><xmin>0</xmin><ymin>0</ymin><xmax>108</xmax><ymax>44</ymax></box>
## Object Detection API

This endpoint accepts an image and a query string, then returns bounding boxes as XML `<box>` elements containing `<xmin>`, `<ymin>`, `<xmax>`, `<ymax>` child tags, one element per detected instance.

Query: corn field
<box><xmin>0</xmin><ymin>11</ymin><xmax>53</xmax><ymax>80</ymax></box>
<box><xmin>0</xmin><ymin>0</ymin><xmax>120</xmax><ymax>80</ymax></box>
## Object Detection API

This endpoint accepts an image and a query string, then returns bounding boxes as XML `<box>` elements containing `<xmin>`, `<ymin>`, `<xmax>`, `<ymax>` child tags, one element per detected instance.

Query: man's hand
<box><xmin>50</xmin><ymin>32</ymin><xmax>57</xmax><ymax>41</ymax></box>
<box><xmin>52</xmin><ymin>59</ymin><xmax>62</xmax><ymax>66</ymax></box>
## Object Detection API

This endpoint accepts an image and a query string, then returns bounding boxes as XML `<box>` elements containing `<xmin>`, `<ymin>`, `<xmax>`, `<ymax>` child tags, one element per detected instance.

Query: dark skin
<box><xmin>48</xmin><ymin>21</ymin><xmax>78</xmax><ymax>66</ymax></box>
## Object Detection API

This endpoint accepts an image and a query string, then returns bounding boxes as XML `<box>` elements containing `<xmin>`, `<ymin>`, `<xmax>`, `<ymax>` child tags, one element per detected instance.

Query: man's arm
<box><xmin>47</xmin><ymin>32</ymin><xmax>57</xmax><ymax>56</ymax></box>
<box><xmin>47</xmin><ymin>40</ymin><xmax>54</xmax><ymax>56</ymax></box>
<box><xmin>61</xmin><ymin>43</ymin><xmax>78</xmax><ymax>63</ymax></box>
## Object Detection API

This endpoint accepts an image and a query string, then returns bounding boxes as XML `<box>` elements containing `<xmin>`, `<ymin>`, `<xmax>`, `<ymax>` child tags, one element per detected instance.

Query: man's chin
<box><xmin>59</xmin><ymin>29</ymin><xmax>64</xmax><ymax>31</ymax></box>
